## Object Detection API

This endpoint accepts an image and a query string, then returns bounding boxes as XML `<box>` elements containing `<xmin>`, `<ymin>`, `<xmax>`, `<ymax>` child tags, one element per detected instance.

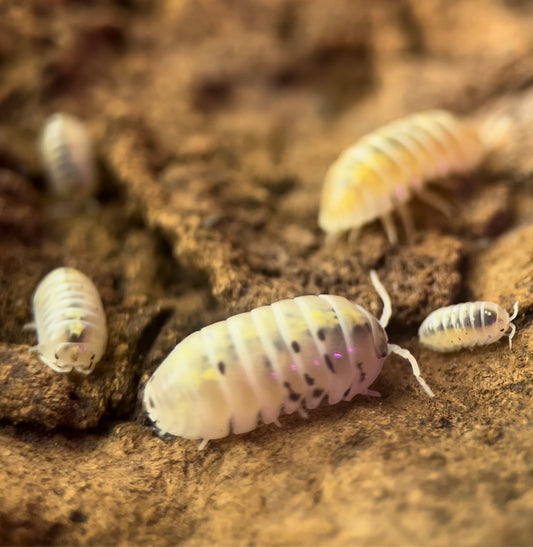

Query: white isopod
<box><xmin>143</xmin><ymin>272</ymin><xmax>434</xmax><ymax>450</ymax></box>
<box><xmin>29</xmin><ymin>267</ymin><xmax>107</xmax><ymax>374</ymax></box>
<box><xmin>39</xmin><ymin>113</ymin><xmax>96</xmax><ymax>198</ymax></box>
<box><xmin>319</xmin><ymin>109</ymin><xmax>504</xmax><ymax>244</ymax></box>
<box><xmin>418</xmin><ymin>301</ymin><xmax>518</xmax><ymax>352</ymax></box>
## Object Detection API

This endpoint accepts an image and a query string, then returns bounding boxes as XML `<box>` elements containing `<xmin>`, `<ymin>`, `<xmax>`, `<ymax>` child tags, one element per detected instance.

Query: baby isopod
<box><xmin>143</xmin><ymin>271</ymin><xmax>434</xmax><ymax>450</ymax></box>
<box><xmin>29</xmin><ymin>267</ymin><xmax>107</xmax><ymax>374</ymax></box>
<box><xmin>39</xmin><ymin>113</ymin><xmax>96</xmax><ymax>198</ymax></box>
<box><xmin>418</xmin><ymin>301</ymin><xmax>518</xmax><ymax>352</ymax></box>
<box><xmin>319</xmin><ymin>109</ymin><xmax>503</xmax><ymax>244</ymax></box>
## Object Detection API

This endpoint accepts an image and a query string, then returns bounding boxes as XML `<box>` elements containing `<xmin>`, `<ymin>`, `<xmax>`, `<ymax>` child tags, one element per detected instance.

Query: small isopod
<box><xmin>143</xmin><ymin>271</ymin><xmax>434</xmax><ymax>450</ymax></box>
<box><xmin>418</xmin><ymin>301</ymin><xmax>519</xmax><ymax>352</ymax></box>
<box><xmin>319</xmin><ymin>109</ymin><xmax>502</xmax><ymax>243</ymax></box>
<box><xmin>39</xmin><ymin>113</ymin><xmax>96</xmax><ymax>198</ymax></box>
<box><xmin>29</xmin><ymin>267</ymin><xmax>107</xmax><ymax>374</ymax></box>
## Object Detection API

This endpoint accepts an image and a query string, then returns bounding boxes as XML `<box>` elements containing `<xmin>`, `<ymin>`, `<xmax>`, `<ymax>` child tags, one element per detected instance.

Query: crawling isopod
<box><xmin>29</xmin><ymin>267</ymin><xmax>107</xmax><ymax>374</ymax></box>
<box><xmin>418</xmin><ymin>301</ymin><xmax>518</xmax><ymax>352</ymax></box>
<box><xmin>143</xmin><ymin>271</ymin><xmax>434</xmax><ymax>450</ymax></box>
<box><xmin>319</xmin><ymin>109</ymin><xmax>503</xmax><ymax>243</ymax></box>
<box><xmin>39</xmin><ymin>113</ymin><xmax>96</xmax><ymax>198</ymax></box>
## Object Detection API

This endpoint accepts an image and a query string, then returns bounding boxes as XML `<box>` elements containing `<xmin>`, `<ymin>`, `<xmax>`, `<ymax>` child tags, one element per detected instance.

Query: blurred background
<box><xmin>1</xmin><ymin>1</ymin><xmax>533</xmax><ymax>545</ymax></box>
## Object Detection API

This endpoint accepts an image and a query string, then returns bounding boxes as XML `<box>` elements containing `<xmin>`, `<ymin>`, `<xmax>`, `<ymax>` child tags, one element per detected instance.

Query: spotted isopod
<box><xmin>319</xmin><ymin>109</ymin><xmax>502</xmax><ymax>244</ymax></box>
<box><xmin>418</xmin><ymin>301</ymin><xmax>519</xmax><ymax>352</ymax></box>
<box><xmin>39</xmin><ymin>113</ymin><xmax>96</xmax><ymax>198</ymax></box>
<box><xmin>29</xmin><ymin>267</ymin><xmax>107</xmax><ymax>374</ymax></box>
<box><xmin>143</xmin><ymin>271</ymin><xmax>434</xmax><ymax>450</ymax></box>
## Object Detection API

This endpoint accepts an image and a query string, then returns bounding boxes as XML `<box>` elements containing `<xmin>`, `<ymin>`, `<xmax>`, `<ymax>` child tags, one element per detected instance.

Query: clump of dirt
<box><xmin>1</xmin><ymin>1</ymin><xmax>533</xmax><ymax>545</ymax></box>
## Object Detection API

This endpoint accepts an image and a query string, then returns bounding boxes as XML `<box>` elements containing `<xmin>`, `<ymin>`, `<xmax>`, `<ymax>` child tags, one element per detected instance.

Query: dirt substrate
<box><xmin>1</xmin><ymin>1</ymin><xmax>533</xmax><ymax>545</ymax></box>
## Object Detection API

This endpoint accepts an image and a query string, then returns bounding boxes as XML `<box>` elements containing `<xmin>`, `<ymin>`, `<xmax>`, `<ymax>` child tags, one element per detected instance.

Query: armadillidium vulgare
<box><xmin>143</xmin><ymin>271</ymin><xmax>434</xmax><ymax>450</ymax></box>
<box><xmin>319</xmin><ymin>109</ymin><xmax>496</xmax><ymax>243</ymax></box>
<box><xmin>29</xmin><ymin>267</ymin><xmax>107</xmax><ymax>374</ymax></box>
<box><xmin>39</xmin><ymin>113</ymin><xmax>96</xmax><ymax>198</ymax></box>
<box><xmin>418</xmin><ymin>301</ymin><xmax>518</xmax><ymax>352</ymax></box>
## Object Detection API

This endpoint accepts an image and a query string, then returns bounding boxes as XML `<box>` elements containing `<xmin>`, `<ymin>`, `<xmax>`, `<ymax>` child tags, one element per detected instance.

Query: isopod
<box><xmin>319</xmin><ymin>109</ymin><xmax>500</xmax><ymax>243</ymax></box>
<box><xmin>29</xmin><ymin>267</ymin><xmax>107</xmax><ymax>374</ymax></box>
<box><xmin>39</xmin><ymin>113</ymin><xmax>96</xmax><ymax>198</ymax></box>
<box><xmin>143</xmin><ymin>271</ymin><xmax>434</xmax><ymax>450</ymax></box>
<box><xmin>418</xmin><ymin>301</ymin><xmax>518</xmax><ymax>352</ymax></box>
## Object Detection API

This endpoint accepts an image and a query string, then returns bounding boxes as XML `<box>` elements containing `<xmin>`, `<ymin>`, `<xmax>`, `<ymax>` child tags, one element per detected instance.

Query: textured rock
<box><xmin>1</xmin><ymin>0</ymin><xmax>533</xmax><ymax>545</ymax></box>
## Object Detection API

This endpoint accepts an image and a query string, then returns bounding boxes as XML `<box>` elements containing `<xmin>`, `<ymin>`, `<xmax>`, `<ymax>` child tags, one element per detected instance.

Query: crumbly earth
<box><xmin>1</xmin><ymin>1</ymin><xmax>533</xmax><ymax>545</ymax></box>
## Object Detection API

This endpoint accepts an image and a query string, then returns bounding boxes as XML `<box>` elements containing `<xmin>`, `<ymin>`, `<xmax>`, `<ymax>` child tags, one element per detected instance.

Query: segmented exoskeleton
<box><xmin>418</xmin><ymin>301</ymin><xmax>518</xmax><ymax>352</ymax></box>
<box><xmin>29</xmin><ymin>267</ymin><xmax>107</xmax><ymax>374</ymax></box>
<box><xmin>143</xmin><ymin>271</ymin><xmax>434</xmax><ymax>450</ymax></box>
<box><xmin>319</xmin><ymin>109</ymin><xmax>504</xmax><ymax>243</ymax></box>
<box><xmin>39</xmin><ymin>113</ymin><xmax>96</xmax><ymax>198</ymax></box>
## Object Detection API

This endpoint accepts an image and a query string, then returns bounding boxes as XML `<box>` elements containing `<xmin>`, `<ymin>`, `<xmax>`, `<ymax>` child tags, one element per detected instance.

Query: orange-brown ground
<box><xmin>1</xmin><ymin>1</ymin><xmax>533</xmax><ymax>545</ymax></box>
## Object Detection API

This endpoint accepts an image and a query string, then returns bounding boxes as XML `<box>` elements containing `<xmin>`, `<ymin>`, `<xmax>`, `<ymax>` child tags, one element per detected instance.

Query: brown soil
<box><xmin>1</xmin><ymin>1</ymin><xmax>533</xmax><ymax>545</ymax></box>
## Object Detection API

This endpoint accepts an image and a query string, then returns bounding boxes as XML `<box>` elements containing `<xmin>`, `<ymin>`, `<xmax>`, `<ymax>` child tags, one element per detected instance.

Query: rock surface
<box><xmin>1</xmin><ymin>0</ymin><xmax>533</xmax><ymax>545</ymax></box>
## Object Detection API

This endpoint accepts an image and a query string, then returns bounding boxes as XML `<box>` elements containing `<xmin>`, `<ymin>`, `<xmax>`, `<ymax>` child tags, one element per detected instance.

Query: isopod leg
<box><xmin>417</xmin><ymin>188</ymin><xmax>453</xmax><ymax>218</ymax></box>
<box><xmin>297</xmin><ymin>407</ymin><xmax>309</xmax><ymax>419</ymax></box>
<box><xmin>197</xmin><ymin>438</ymin><xmax>209</xmax><ymax>451</ymax></box>
<box><xmin>387</xmin><ymin>343</ymin><xmax>435</xmax><ymax>397</ymax></box>
<box><xmin>325</xmin><ymin>232</ymin><xmax>340</xmax><ymax>246</ymax></box>
<box><xmin>364</xmin><ymin>389</ymin><xmax>381</xmax><ymax>397</ymax></box>
<box><xmin>397</xmin><ymin>203</ymin><xmax>415</xmax><ymax>240</ymax></box>
<box><xmin>380</xmin><ymin>213</ymin><xmax>398</xmax><ymax>244</ymax></box>
<box><xmin>347</xmin><ymin>228</ymin><xmax>361</xmax><ymax>245</ymax></box>
<box><xmin>23</xmin><ymin>322</ymin><xmax>37</xmax><ymax>331</ymax></box>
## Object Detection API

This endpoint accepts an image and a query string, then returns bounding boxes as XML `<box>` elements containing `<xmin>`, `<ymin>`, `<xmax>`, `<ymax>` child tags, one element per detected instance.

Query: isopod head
<box><xmin>31</xmin><ymin>341</ymin><xmax>97</xmax><ymax>375</ymax></box>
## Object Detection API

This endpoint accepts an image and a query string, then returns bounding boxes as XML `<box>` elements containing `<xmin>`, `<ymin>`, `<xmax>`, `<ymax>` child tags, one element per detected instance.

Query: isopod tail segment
<box><xmin>507</xmin><ymin>301</ymin><xmax>519</xmax><ymax>349</ymax></box>
<box><xmin>370</xmin><ymin>270</ymin><xmax>435</xmax><ymax>398</ymax></box>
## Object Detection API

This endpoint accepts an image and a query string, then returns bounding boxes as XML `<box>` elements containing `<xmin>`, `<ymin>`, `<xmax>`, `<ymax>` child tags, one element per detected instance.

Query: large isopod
<box><xmin>319</xmin><ymin>109</ymin><xmax>504</xmax><ymax>243</ymax></box>
<box><xmin>143</xmin><ymin>271</ymin><xmax>434</xmax><ymax>450</ymax></box>
<box><xmin>39</xmin><ymin>113</ymin><xmax>96</xmax><ymax>198</ymax></box>
<box><xmin>29</xmin><ymin>267</ymin><xmax>107</xmax><ymax>374</ymax></box>
<box><xmin>418</xmin><ymin>301</ymin><xmax>518</xmax><ymax>352</ymax></box>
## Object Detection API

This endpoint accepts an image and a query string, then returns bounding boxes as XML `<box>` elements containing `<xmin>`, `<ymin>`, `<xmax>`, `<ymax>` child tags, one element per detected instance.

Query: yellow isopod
<box><xmin>319</xmin><ymin>109</ymin><xmax>505</xmax><ymax>243</ymax></box>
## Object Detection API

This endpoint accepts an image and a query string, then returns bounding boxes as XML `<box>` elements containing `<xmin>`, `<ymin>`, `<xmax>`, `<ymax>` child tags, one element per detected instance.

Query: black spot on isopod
<box><xmin>284</xmin><ymin>381</ymin><xmax>301</xmax><ymax>402</ymax></box>
<box><xmin>291</xmin><ymin>340</ymin><xmax>300</xmax><ymax>353</ymax></box>
<box><xmin>148</xmin><ymin>397</ymin><xmax>155</xmax><ymax>409</ymax></box>
<box><xmin>317</xmin><ymin>329</ymin><xmax>326</xmax><ymax>341</ymax></box>
<box><xmin>324</xmin><ymin>354</ymin><xmax>335</xmax><ymax>373</ymax></box>
<box><xmin>54</xmin><ymin>353</ymin><xmax>59</xmax><ymax>360</ymax></box>
<box><xmin>343</xmin><ymin>387</ymin><xmax>351</xmax><ymax>398</ymax></box>
<box><xmin>90</xmin><ymin>353</ymin><xmax>95</xmax><ymax>362</ymax></box>
<box><xmin>500</xmin><ymin>328</ymin><xmax>505</xmax><ymax>332</ymax></box>
<box><xmin>304</xmin><ymin>373</ymin><xmax>315</xmax><ymax>386</ymax></box>
<box><xmin>265</xmin><ymin>357</ymin><xmax>273</xmax><ymax>369</ymax></box>
<box><xmin>312</xmin><ymin>388</ymin><xmax>324</xmax><ymax>398</ymax></box>
<box><xmin>357</xmin><ymin>362</ymin><xmax>366</xmax><ymax>382</ymax></box>
<box><xmin>218</xmin><ymin>361</ymin><xmax>226</xmax><ymax>375</ymax></box>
